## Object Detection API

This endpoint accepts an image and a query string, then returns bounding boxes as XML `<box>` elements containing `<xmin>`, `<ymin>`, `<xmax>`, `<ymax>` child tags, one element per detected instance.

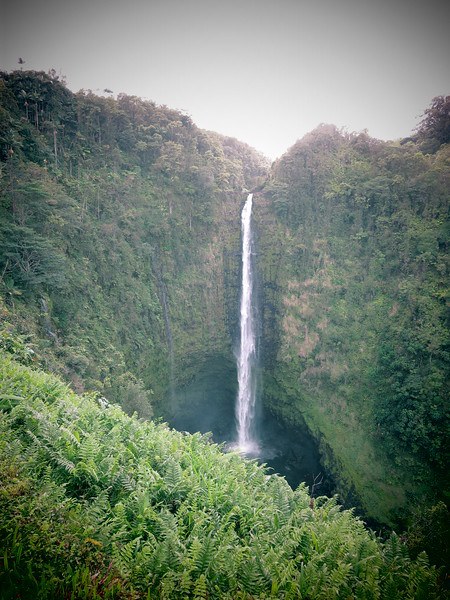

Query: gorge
<box><xmin>0</xmin><ymin>71</ymin><xmax>448</xmax><ymax>589</ymax></box>
<box><xmin>169</xmin><ymin>190</ymin><xmax>330</xmax><ymax>494</ymax></box>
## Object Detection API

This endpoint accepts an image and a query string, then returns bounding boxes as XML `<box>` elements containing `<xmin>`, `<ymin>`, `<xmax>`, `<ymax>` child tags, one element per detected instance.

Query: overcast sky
<box><xmin>1</xmin><ymin>0</ymin><xmax>449</xmax><ymax>159</ymax></box>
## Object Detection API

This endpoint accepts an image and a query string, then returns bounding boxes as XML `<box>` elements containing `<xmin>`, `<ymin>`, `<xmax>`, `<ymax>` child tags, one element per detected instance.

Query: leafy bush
<box><xmin>0</xmin><ymin>326</ymin><xmax>34</xmax><ymax>365</ymax></box>
<box><xmin>0</xmin><ymin>354</ymin><xmax>442</xmax><ymax>598</ymax></box>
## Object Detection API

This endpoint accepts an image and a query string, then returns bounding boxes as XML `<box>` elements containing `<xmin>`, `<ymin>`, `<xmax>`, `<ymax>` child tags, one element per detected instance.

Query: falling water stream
<box><xmin>170</xmin><ymin>192</ymin><xmax>331</xmax><ymax>494</ymax></box>
<box><xmin>235</xmin><ymin>193</ymin><xmax>259</xmax><ymax>454</ymax></box>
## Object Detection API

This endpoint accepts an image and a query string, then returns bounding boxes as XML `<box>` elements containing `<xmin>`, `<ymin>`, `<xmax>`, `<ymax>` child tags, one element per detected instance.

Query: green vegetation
<box><xmin>0</xmin><ymin>70</ymin><xmax>448</xmax><ymax>587</ymax></box>
<box><xmin>0</xmin><ymin>353</ymin><xmax>443</xmax><ymax>598</ymax></box>
<box><xmin>0</xmin><ymin>69</ymin><xmax>267</xmax><ymax>415</ymax></box>
<box><xmin>257</xmin><ymin>115</ymin><xmax>449</xmax><ymax>526</ymax></box>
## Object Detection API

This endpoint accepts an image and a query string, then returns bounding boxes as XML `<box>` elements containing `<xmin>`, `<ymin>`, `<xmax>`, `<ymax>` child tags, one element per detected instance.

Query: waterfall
<box><xmin>235</xmin><ymin>193</ymin><xmax>259</xmax><ymax>454</ymax></box>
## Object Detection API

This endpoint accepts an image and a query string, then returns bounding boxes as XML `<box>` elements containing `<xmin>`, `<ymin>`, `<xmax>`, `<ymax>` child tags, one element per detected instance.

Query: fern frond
<box><xmin>164</xmin><ymin>458</ymin><xmax>183</xmax><ymax>493</ymax></box>
<box><xmin>193</xmin><ymin>573</ymin><xmax>208</xmax><ymax>599</ymax></box>
<box><xmin>189</xmin><ymin>535</ymin><xmax>216</xmax><ymax>575</ymax></box>
<box><xmin>112</xmin><ymin>536</ymin><xmax>141</xmax><ymax>577</ymax></box>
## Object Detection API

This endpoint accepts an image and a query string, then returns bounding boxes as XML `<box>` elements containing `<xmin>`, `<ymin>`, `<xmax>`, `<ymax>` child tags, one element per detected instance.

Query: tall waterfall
<box><xmin>236</xmin><ymin>193</ymin><xmax>259</xmax><ymax>454</ymax></box>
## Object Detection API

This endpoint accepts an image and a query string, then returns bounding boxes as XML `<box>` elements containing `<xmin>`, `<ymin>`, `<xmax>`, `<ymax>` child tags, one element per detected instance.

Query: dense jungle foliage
<box><xmin>0</xmin><ymin>70</ymin><xmax>449</xmax><ymax>591</ymax></box>
<box><xmin>256</xmin><ymin>107</ymin><xmax>449</xmax><ymax>525</ymax></box>
<box><xmin>0</xmin><ymin>69</ymin><xmax>268</xmax><ymax>414</ymax></box>
<box><xmin>0</xmin><ymin>353</ymin><xmax>444</xmax><ymax>599</ymax></box>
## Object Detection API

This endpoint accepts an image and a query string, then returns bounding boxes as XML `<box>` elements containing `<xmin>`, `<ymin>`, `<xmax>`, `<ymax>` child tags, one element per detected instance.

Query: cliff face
<box><xmin>254</xmin><ymin>124</ymin><xmax>449</xmax><ymax>524</ymax></box>
<box><xmin>0</xmin><ymin>70</ymin><xmax>268</xmax><ymax>419</ymax></box>
<box><xmin>1</xmin><ymin>72</ymin><xmax>448</xmax><ymax>527</ymax></box>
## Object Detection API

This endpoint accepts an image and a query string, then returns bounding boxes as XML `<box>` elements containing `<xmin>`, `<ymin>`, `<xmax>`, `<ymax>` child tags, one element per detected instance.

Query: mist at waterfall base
<box><xmin>170</xmin><ymin>194</ymin><xmax>332</xmax><ymax>495</ymax></box>
<box><xmin>169</xmin><ymin>358</ymin><xmax>331</xmax><ymax>495</ymax></box>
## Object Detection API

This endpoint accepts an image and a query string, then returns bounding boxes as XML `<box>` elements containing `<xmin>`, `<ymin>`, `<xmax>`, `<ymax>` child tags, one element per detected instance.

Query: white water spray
<box><xmin>235</xmin><ymin>193</ymin><xmax>259</xmax><ymax>455</ymax></box>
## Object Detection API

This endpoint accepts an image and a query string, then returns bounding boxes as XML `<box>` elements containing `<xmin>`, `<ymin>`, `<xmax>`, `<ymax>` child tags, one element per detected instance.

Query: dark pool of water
<box><xmin>168</xmin><ymin>357</ymin><xmax>333</xmax><ymax>496</ymax></box>
<box><xmin>257</xmin><ymin>416</ymin><xmax>333</xmax><ymax>496</ymax></box>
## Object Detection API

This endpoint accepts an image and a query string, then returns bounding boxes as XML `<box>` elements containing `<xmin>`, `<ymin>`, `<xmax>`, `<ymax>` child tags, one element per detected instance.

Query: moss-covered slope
<box><xmin>0</xmin><ymin>70</ymin><xmax>268</xmax><ymax>417</ymax></box>
<box><xmin>256</xmin><ymin>123</ymin><xmax>449</xmax><ymax>525</ymax></box>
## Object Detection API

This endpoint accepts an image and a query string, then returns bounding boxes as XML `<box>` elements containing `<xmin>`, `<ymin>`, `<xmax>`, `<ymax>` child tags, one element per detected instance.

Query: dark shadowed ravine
<box><xmin>168</xmin><ymin>355</ymin><xmax>333</xmax><ymax>496</ymax></box>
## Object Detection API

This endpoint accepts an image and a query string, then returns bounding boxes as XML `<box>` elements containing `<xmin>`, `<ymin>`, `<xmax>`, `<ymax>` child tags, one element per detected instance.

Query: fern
<box><xmin>85</xmin><ymin>489</ymin><xmax>111</xmax><ymax>523</ymax></box>
<box><xmin>146</xmin><ymin>536</ymin><xmax>181</xmax><ymax>583</ymax></box>
<box><xmin>179</xmin><ymin>568</ymin><xmax>194</xmax><ymax>596</ymax></box>
<box><xmin>118</xmin><ymin>471</ymin><xmax>137</xmax><ymax>493</ymax></box>
<box><xmin>164</xmin><ymin>458</ymin><xmax>184</xmax><ymax>494</ymax></box>
<box><xmin>156</xmin><ymin>508</ymin><xmax>179</xmax><ymax>540</ymax></box>
<box><xmin>189</xmin><ymin>535</ymin><xmax>215</xmax><ymax>575</ymax></box>
<box><xmin>193</xmin><ymin>574</ymin><xmax>208</xmax><ymax>599</ymax></box>
<box><xmin>111</xmin><ymin>536</ymin><xmax>142</xmax><ymax>577</ymax></box>
<box><xmin>0</xmin><ymin>355</ymin><xmax>443</xmax><ymax>599</ymax></box>
<box><xmin>271</xmin><ymin>479</ymin><xmax>291</xmax><ymax>529</ymax></box>
<box><xmin>25</xmin><ymin>428</ymin><xmax>76</xmax><ymax>474</ymax></box>
<box><xmin>159</xmin><ymin>572</ymin><xmax>178</xmax><ymax>599</ymax></box>
<box><xmin>240</xmin><ymin>558</ymin><xmax>263</xmax><ymax>594</ymax></box>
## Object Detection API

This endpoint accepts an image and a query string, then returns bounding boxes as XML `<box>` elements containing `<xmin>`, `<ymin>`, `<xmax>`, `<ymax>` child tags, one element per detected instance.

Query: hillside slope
<box><xmin>1</xmin><ymin>71</ymin><xmax>448</xmax><ymax>538</ymax></box>
<box><xmin>0</xmin><ymin>70</ymin><xmax>268</xmax><ymax>418</ymax></box>
<box><xmin>0</xmin><ymin>352</ymin><xmax>442</xmax><ymax>599</ymax></box>
<box><xmin>255</xmin><ymin>121</ymin><xmax>449</xmax><ymax>525</ymax></box>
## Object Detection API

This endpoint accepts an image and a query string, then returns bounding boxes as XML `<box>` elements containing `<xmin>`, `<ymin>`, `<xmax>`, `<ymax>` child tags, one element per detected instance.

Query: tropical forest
<box><xmin>0</xmin><ymin>70</ymin><xmax>449</xmax><ymax>598</ymax></box>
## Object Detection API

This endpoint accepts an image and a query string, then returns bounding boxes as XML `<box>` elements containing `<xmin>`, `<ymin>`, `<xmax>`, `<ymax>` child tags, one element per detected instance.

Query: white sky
<box><xmin>1</xmin><ymin>0</ymin><xmax>449</xmax><ymax>159</ymax></box>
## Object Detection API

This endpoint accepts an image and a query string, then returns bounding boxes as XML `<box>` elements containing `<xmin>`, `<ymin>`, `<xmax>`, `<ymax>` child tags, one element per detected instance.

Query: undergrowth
<box><xmin>0</xmin><ymin>353</ymin><xmax>443</xmax><ymax>598</ymax></box>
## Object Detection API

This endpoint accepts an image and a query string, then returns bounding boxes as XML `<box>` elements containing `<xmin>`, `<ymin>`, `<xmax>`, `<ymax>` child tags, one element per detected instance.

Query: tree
<box><xmin>415</xmin><ymin>95</ymin><xmax>450</xmax><ymax>151</ymax></box>
<box><xmin>0</xmin><ymin>224</ymin><xmax>67</xmax><ymax>290</ymax></box>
